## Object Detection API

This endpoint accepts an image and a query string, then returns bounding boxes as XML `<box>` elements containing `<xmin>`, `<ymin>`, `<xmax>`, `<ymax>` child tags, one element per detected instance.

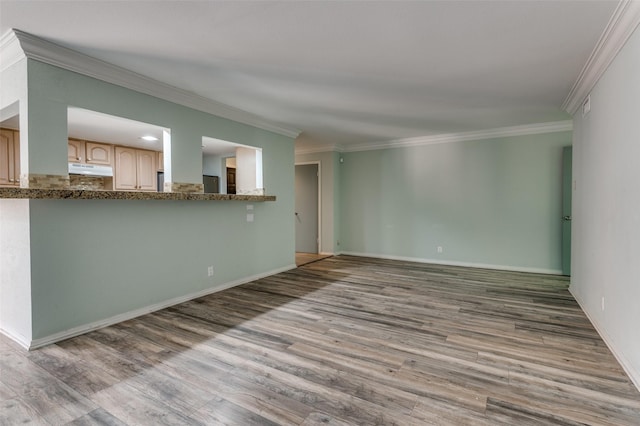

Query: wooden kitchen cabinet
<box><xmin>68</xmin><ymin>139</ymin><xmax>85</xmax><ymax>163</ymax></box>
<box><xmin>69</xmin><ymin>139</ymin><xmax>113</xmax><ymax>166</ymax></box>
<box><xmin>86</xmin><ymin>142</ymin><xmax>113</xmax><ymax>165</ymax></box>
<box><xmin>0</xmin><ymin>129</ymin><xmax>20</xmax><ymax>187</ymax></box>
<box><xmin>114</xmin><ymin>146</ymin><xmax>156</xmax><ymax>191</ymax></box>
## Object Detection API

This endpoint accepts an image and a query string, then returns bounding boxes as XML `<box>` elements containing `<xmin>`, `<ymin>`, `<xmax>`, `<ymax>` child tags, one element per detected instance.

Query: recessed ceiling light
<box><xmin>141</xmin><ymin>135</ymin><xmax>158</xmax><ymax>141</ymax></box>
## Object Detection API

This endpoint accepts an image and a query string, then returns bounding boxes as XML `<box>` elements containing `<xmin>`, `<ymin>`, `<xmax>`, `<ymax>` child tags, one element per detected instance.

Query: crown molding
<box><xmin>2</xmin><ymin>29</ymin><xmax>300</xmax><ymax>139</ymax></box>
<box><xmin>562</xmin><ymin>0</ymin><xmax>640</xmax><ymax>115</ymax></box>
<box><xmin>0</xmin><ymin>30</ymin><xmax>25</xmax><ymax>72</ymax></box>
<box><xmin>295</xmin><ymin>143</ymin><xmax>344</xmax><ymax>155</ymax></box>
<box><xmin>340</xmin><ymin>120</ymin><xmax>573</xmax><ymax>153</ymax></box>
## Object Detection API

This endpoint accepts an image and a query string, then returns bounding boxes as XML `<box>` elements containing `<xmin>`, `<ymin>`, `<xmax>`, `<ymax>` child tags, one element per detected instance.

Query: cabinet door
<box><xmin>0</xmin><ymin>129</ymin><xmax>16</xmax><ymax>186</ymax></box>
<box><xmin>86</xmin><ymin>142</ymin><xmax>113</xmax><ymax>165</ymax></box>
<box><xmin>137</xmin><ymin>149</ymin><xmax>157</xmax><ymax>191</ymax></box>
<box><xmin>114</xmin><ymin>147</ymin><xmax>137</xmax><ymax>190</ymax></box>
<box><xmin>68</xmin><ymin>139</ymin><xmax>85</xmax><ymax>163</ymax></box>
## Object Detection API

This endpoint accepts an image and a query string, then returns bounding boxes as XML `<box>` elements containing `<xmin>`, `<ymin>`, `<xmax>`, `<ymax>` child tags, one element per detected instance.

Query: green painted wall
<box><xmin>339</xmin><ymin>132</ymin><xmax>571</xmax><ymax>273</ymax></box>
<box><xmin>19</xmin><ymin>60</ymin><xmax>295</xmax><ymax>342</ymax></box>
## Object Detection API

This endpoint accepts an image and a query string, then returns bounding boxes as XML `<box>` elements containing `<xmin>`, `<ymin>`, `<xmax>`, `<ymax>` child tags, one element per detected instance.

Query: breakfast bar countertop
<box><xmin>0</xmin><ymin>187</ymin><xmax>276</xmax><ymax>201</ymax></box>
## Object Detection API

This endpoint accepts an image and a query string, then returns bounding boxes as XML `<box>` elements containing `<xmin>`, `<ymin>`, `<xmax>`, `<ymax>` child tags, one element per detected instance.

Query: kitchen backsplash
<box><xmin>69</xmin><ymin>175</ymin><xmax>108</xmax><ymax>190</ymax></box>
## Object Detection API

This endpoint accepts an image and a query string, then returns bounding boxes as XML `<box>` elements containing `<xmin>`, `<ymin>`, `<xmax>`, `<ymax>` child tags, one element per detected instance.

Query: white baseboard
<box><xmin>339</xmin><ymin>252</ymin><xmax>563</xmax><ymax>275</ymax></box>
<box><xmin>570</xmin><ymin>288</ymin><xmax>640</xmax><ymax>393</ymax></box>
<box><xmin>28</xmin><ymin>264</ymin><xmax>296</xmax><ymax>350</ymax></box>
<box><xmin>0</xmin><ymin>327</ymin><xmax>30</xmax><ymax>350</ymax></box>
<box><xmin>319</xmin><ymin>252</ymin><xmax>335</xmax><ymax>256</ymax></box>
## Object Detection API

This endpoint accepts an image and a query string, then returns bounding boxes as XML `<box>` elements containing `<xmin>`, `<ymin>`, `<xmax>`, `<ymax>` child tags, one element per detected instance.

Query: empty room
<box><xmin>1</xmin><ymin>1</ymin><xmax>640</xmax><ymax>424</ymax></box>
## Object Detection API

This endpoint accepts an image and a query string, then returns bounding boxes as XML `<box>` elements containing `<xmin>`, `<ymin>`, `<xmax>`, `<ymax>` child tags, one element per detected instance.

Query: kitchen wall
<box><xmin>0</xmin><ymin>59</ymin><xmax>295</xmax><ymax>347</ymax></box>
<box><xmin>570</xmin><ymin>26</ymin><xmax>640</xmax><ymax>388</ymax></box>
<box><xmin>339</xmin><ymin>131</ymin><xmax>571</xmax><ymax>273</ymax></box>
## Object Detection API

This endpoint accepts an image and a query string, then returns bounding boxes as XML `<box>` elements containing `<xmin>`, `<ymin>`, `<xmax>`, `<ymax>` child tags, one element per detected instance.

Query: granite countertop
<box><xmin>0</xmin><ymin>187</ymin><xmax>276</xmax><ymax>201</ymax></box>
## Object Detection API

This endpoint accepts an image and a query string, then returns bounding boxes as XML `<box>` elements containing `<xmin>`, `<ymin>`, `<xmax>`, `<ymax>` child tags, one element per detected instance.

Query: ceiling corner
<box><xmin>562</xmin><ymin>0</ymin><xmax>640</xmax><ymax>115</ymax></box>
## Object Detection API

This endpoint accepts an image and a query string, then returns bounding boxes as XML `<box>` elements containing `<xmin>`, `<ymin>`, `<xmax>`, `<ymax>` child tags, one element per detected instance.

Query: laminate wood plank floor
<box><xmin>295</xmin><ymin>253</ymin><xmax>332</xmax><ymax>267</ymax></box>
<box><xmin>1</xmin><ymin>255</ymin><xmax>639</xmax><ymax>425</ymax></box>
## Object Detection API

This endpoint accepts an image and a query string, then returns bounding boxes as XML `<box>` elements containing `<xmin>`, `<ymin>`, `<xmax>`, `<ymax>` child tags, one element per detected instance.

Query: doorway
<box><xmin>295</xmin><ymin>163</ymin><xmax>320</xmax><ymax>255</ymax></box>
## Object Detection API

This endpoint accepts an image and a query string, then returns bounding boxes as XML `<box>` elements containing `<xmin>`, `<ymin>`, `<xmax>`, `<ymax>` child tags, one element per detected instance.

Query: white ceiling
<box><xmin>67</xmin><ymin>108</ymin><xmax>165</xmax><ymax>151</ymax></box>
<box><xmin>0</xmin><ymin>1</ymin><xmax>620</xmax><ymax>151</ymax></box>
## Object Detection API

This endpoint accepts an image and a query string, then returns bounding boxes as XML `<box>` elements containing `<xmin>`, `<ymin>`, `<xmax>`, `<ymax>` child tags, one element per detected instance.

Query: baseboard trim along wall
<box><xmin>0</xmin><ymin>327</ymin><xmax>31</xmax><ymax>350</ymax></box>
<box><xmin>570</xmin><ymin>289</ymin><xmax>640</xmax><ymax>393</ymax></box>
<box><xmin>340</xmin><ymin>252</ymin><xmax>563</xmax><ymax>275</ymax></box>
<box><xmin>26</xmin><ymin>264</ymin><xmax>297</xmax><ymax>350</ymax></box>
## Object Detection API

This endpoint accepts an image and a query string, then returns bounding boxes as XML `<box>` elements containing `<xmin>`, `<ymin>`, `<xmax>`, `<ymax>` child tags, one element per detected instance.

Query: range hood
<box><xmin>68</xmin><ymin>163</ymin><xmax>113</xmax><ymax>177</ymax></box>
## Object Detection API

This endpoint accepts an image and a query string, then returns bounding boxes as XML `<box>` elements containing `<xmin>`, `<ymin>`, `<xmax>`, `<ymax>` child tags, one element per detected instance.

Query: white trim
<box><xmin>27</xmin><ymin>264</ymin><xmax>296</xmax><ymax>350</ymax></box>
<box><xmin>340</xmin><ymin>252</ymin><xmax>563</xmax><ymax>275</ymax></box>
<box><xmin>294</xmin><ymin>121</ymin><xmax>573</xmax><ymax>155</ymax></box>
<box><xmin>294</xmin><ymin>161</ymin><xmax>322</xmax><ymax>254</ymax></box>
<box><xmin>562</xmin><ymin>0</ymin><xmax>640</xmax><ymax>115</ymax></box>
<box><xmin>0</xmin><ymin>327</ymin><xmax>30</xmax><ymax>350</ymax></box>
<box><xmin>2</xmin><ymin>29</ymin><xmax>300</xmax><ymax>139</ymax></box>
<box><xmin>0</xmin><ymin>30</ymin><xmax>25</xmax><ymax>72</ymax></box>
<box><xmin>319</xmin><ymin>252</ymin><xmax>335</xmax><ymax>256</ymax></box>
<box><xmin>570</xmin><ymin>288</ymin><xmax>640</xmax><ymax>392</ymax></box>
<box><xmin>340</xmin><ymin>121</ymin><xmax>573</xmax><ymax>153</ymax></box>
<box><xmin>295</xmin><ymin>144</ymin><xmax>345</xmax><ymax>155</ymax></box>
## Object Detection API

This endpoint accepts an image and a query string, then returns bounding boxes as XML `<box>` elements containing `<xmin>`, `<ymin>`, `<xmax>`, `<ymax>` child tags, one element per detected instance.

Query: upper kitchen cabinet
<box><xmin>69</xmin><ymin>139</ymin><xmax>113</xmax><ymax>166</ymax></box>
<box><xmin>68</xmin><ymin>139</ymin><xmax>85</xmax><ymax>163</ymax></box>
<box><xmin>114</xmin><ymin>146</ymin><xmax>156</xmax><ymax>191</ymax></box>
<box><xmin>0</xmin><ymin>129</ymin><xmax>20</xmax><ymax>187</ymax></box>
<box><xmin>86</xmin><ymin>142</ymin><xmax>113</xmax><ymax>165</ymax></box>
<box><xmin>137</xmin><ymin>150</ymin><xmax>156</xmax><ymax>191</ymax></box>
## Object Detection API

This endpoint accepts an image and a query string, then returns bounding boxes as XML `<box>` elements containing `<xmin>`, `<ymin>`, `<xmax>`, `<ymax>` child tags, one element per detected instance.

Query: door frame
<box><xmin>295</xmin><ymin>161</ymin><xmax>322</xmax><ymax>254</ymax></box>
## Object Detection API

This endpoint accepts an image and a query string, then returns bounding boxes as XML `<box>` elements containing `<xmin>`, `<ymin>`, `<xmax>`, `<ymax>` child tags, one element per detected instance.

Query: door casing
<box><xmin>295</xmin><ymin>161</ymin><xmax>321</xmax><ymax>253</ymax></box>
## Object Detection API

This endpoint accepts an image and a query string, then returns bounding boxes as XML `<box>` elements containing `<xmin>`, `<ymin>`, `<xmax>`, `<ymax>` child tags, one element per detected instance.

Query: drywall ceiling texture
<box><xmin>0</xmin><ymin>1</ymin><xmax>617</xmax><ymax>148</ymax></box>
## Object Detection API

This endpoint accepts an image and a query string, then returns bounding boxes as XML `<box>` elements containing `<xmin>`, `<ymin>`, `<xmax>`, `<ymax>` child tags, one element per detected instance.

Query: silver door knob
<box><xmin>563</xmin><ymin>216</ymin><xmax>572</xmax><ymax>221</ymax></box>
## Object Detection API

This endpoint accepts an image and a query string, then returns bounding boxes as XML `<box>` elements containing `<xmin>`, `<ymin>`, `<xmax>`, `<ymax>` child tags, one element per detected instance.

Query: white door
<box><xmin>295</xmin><ymin>164</ymin><xmax>319</xmax><ymax>253</ymax></box>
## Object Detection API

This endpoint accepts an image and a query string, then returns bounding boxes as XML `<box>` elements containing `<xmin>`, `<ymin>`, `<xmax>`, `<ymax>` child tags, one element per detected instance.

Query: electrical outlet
<box><xmin>207</xmin><ymin>266</ymin><xmax>214</xmax><ymax>277</ymax></box>
<box><xmin>437</xmin><ymin>246</ymin><xmax>443</xmax><ymax>253</ymax></box>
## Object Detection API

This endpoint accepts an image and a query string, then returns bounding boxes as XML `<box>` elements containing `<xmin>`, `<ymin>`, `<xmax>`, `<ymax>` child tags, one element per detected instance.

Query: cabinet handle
<box><xmin>9</xmin><ymin>178</ymin><xmax>14</xmax><ymax>182</ymax></box>
<box><xmin>77</xmin><ymin>157</ymin><xmax>81</xmax><ymax>161</ymax></box>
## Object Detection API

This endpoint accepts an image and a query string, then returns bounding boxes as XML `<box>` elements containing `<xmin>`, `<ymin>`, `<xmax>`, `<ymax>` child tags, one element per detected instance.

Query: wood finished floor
<box><xmin>1</xmin><ymin>255</ymin><xmax>640</xmax><ymax>425</ymax></box>
<box><xmin>295</xmin><ymin>253</ymin><xmax>333</xmax><ymax>267</ymax></box>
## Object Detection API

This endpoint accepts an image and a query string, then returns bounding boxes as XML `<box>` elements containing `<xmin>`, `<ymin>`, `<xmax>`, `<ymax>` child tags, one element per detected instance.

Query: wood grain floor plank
<box><xmin>1</xmin><ymin>255</ymin><xmax>639</xmax><ymax>425</ymax></box>
<box><xmin>65</xmin><ymin>408</ymin><xmax>128</xmax><ymax>426</ymax></box>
